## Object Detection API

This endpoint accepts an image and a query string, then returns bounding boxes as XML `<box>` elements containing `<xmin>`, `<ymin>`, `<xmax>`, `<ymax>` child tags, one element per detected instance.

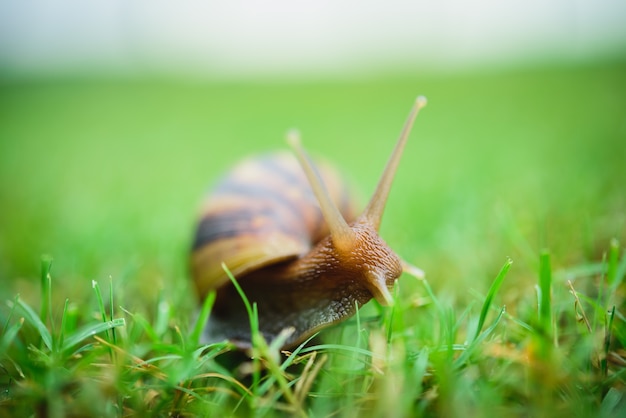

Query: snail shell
<box><xmin>191</xmin><ymin>97</ymin><xmax>427</xmax><ymax>349</ymax></box>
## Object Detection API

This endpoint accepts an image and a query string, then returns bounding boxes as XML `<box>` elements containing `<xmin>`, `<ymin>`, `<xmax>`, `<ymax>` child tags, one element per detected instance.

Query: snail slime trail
<box><xmin>191</xmin><ymin>96</ymin><xmax>428</xmax><ymax>349</ymax></box>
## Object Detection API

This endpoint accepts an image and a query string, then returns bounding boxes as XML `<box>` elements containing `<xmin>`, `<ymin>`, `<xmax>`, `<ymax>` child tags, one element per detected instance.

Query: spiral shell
<box><xmin>191</xmin><ymin>151</ymin><xmax>357</xmax><ymax>304</ymax></box>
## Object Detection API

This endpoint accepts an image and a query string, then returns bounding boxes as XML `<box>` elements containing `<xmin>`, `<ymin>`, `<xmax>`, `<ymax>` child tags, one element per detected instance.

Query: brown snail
<box><xmin>191</xmin><ymin>96</ymin><xmax>427</xmax><ymax>349</ymax></box>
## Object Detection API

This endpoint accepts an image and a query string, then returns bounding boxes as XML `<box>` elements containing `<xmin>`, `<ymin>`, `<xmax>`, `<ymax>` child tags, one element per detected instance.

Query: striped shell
<box><xmin>191</xmin><ymin>151</ymin><xmax>357</xmax><ymax>302</ymax></box>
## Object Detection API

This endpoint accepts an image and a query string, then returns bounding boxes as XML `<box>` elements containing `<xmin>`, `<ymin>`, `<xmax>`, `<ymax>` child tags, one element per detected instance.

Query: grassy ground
<box><xmin>1</xmin><ymin>59</ymin><xmax>625</xmax><ymax>417</ymax></box>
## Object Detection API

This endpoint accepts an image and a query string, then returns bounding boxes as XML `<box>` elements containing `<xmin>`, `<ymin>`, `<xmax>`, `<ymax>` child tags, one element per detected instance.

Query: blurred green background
<box><xmin>0</xmin><ymin>2</ymin><xmax>625</xmax><ymax>316</ymax></box>
<box><xmin>2</xmin><ymin>63</ymin><xmax>625</xmax><ymax>310</ymax></box>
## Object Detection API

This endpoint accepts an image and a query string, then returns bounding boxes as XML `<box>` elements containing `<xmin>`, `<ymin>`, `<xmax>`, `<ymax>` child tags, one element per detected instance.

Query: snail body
<box><xmin>191</xmin><ymin>97</ymin><xmax>427</xmax><ymax>349</ymax></box>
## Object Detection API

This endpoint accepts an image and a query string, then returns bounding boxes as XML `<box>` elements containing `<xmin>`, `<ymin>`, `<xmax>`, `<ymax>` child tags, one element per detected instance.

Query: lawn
<box><xmin>1</xmin><ymin>59</ymin><xmax>625</xmax><ymax>417</ymax></box>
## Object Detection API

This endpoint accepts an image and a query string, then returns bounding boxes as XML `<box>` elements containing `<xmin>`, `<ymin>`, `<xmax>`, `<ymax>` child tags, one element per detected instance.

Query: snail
<box><xmin>191</xmin><ymin>96</ymin><xmax>427</xmax><ymax>349</ymax></box>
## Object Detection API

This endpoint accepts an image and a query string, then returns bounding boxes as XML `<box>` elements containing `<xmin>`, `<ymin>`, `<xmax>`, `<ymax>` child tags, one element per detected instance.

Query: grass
<box><xmin>1</xmin><ymin>247</ymin><xmax>624</xmax><ymax>417</ymax></box>
<box><xmin>1</xmin><ymin>58</ymin><xmax>626</xmax><ymax>416</ymax></box>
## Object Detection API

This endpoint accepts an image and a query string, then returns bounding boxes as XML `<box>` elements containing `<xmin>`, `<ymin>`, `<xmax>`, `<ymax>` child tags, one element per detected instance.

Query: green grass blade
<box><xmin>606</xmin><ymin>239</ymin><xmax>619</xmax><ymax>286</ymax></box>
<box><xmin>600</xmin><ymin>387</ymin><xmax>623</xmax><ymax>417</ymax></box>
<box><xmin>606</xmin><ymin>240</ymin><xmax>624</xmax><ymax>310</ymax></box>
<box><xmin>190</xmin><ymin>291</ymin><xmax>216</xmax><ymax>347</ymax></box>
<box><xmin>135</xmin><ymin>354</ymin><xmax>184</xmax><ymax>366</ymax></box>
<box><xmin>455</xmin><ymin>306</ymin><xmax>506</xmax><ymax>368</ymax></box>
<box><xmin>39</xmin><ymin>255</ymin><xmax>53</xmax><ymax>326</ymax></box>
<box><xmin>0</xmin><ymin>318</ymin><xmax>24</xmax><ymax>355</ymax></box>
<box><xmin>279</xmin><ymin>332</ymin><xmax>321</xmax><ymax>370</ymax></box>
<box><xmin>414</xmin><ymin>347</ymin><xmax>431</xmax><ymax>414</ymax></box>
<box><xmin>154</xmin><ymin>291</ymin><xmax>171</xmax><ymax>338</ymax></box>
<box><xmin>418</xmin><ymin>276</ymin><xmax>450</xmax><ymax>348</ymax></box>
<box><xmin>92</xmin><ymin>280</ymin><xmax>109</xmax><ymax>340</ymax></box>
<box><xmin>354</xmin><ymin>300</ymin><xmax>363</xmax><ymax>348</ymax></box>
<box><xmin>124</xmin><ymin>310</ymin><xmax>160</xmax><ymax>343</ymax></box>
<box><xmin>222</xmin><ymin>262</ymin><xmax>263</xmax><ymax>403</ymax></box>
<box><xmin>472</xmin><ymin>258</ymin><xmax>512</xmax><ymax>342</ymax></box>
<box><xmin>61</xmin><ymin>318</ymin><xmax>126</xmax><ymax>352</ymax></box>
<box><xmin>602</xmin><ymin>305</ymin><xmax>616</xmax><ymax>378</ymax></box>
<box><xmin>615</xmin><ymin>249</ymin><xmax>626</xmax><ymax>289</ymax></box>
<box><xmin>15</xmin><ymin>297</ymin><xmax>53</xmax><ymax>351</ymax></box>
<box><xmin>386</xmin><ymin>280</ymin><xmax>400</xmax><ymax>344</ymax></box>
<box><xmin>2</xmin><ymin>295</ymin><xmax>19</xmax><ymax>335</ymax></box>
<box><xmin>222</xmin><ymin>262</ymin><xmax>253</xmax><ymax>321</ymax></box>
<box><xmin>299</xmin><ymin>344</ymin><xmax>381</xmax><ymax>359</ymax></box>
<box><xmin>57</xmin><ymin>298</ymin><xmax>69</xmax><ymax>349</ymax></box>
<box><xmin>538</xmin><ymin>250</ymin><xmax>553</xmax><ymax>339</ymax></box>
<box><xmin>222</xmin><ymin>263</ymin><xmax>262</xmax><ymax>354</ymax></box>
<box><xmin>413</xmin><ymin>346</ymin><xmax>429</xmax><ymax>389</ymax></box>
<box><xmin>108</xmin><ymin>277</ymin><xmax>117</xmax><ymax>345</ymax></box>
